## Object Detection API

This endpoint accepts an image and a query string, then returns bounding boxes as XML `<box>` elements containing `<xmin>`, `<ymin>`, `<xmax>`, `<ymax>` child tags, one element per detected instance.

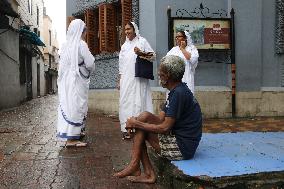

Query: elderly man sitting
<box><xmin>113</xmin><ymin>55</ymin><xmax>203</xmax><ymax>183</ymax></box>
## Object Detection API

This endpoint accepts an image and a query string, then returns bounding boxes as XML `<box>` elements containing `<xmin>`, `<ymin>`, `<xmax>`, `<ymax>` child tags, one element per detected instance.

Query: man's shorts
<box><xmin>158</xmin><ymin>134</ymin><xmax>183</xmax><ymax>160</ymax></box>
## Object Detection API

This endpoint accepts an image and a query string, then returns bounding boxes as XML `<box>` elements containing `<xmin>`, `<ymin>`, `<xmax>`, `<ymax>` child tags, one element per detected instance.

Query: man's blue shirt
<box><xmin>163</xmin><ymin>82</ymin><xmax>202</xmax><ymax>159</ymax></box>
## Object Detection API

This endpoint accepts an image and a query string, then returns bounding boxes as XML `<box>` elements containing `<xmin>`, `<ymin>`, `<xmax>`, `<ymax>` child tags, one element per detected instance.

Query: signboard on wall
<box><xmin>173</xmin><ymin>19</ymin><xmax>231</xmax><ymax>50</ymax></box>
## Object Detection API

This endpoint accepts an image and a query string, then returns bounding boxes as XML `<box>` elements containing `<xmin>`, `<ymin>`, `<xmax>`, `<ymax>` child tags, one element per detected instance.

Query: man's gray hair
<box><xmin>160</xmin><ymin>55</ymin><xmax>185</xmax><ymax>81</ymax></box>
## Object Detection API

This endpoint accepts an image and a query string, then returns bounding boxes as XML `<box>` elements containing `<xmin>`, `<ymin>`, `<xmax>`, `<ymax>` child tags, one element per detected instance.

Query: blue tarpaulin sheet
<box><xmin>172</xmin><ymin>132</ymin><xmax>284</xmax><ymax>177</ymax></box>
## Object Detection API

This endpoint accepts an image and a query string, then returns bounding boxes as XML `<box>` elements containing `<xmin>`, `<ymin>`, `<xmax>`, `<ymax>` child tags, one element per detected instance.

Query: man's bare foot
<box><xmin>113</xmin><ymin>165</ymin><xmax>141</xmax><ymax>178</ymax></box>
<box><xmin>127</xmin><ymin>172</ymin><xmax>156</xmax><ymax>183</ymax></box>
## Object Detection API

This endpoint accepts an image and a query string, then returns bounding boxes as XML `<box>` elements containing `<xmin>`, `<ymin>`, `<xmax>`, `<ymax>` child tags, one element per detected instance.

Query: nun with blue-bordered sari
<box><xmin>57</xmin><ymin>19</ymin><xmax>95</xmax><ymax>147</ymax></box>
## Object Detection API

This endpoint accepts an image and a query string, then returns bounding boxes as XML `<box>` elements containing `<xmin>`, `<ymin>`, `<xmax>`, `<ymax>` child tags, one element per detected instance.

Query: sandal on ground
<box><xmin>81</xmin><ymin>127</ymin><xmax>86</xmax><ymax>137</ymax></box>
<box><xmin>80</xmin><ymin>132</ymin><xmax>86</xmax><ymax>138</ymax></box>
<box><xmin>122</xmin><ymin>132</ymin><xmax>131</xmax><ymax>140</ymax></box>
<box><xmin>65</xmin><ymin>141</ymin><xmax>87</xmax><ymax>147</ymax></box>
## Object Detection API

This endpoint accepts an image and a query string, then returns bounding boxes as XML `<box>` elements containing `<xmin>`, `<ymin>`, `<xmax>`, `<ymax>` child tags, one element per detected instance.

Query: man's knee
<box><xmin>137</xmin><ymin>111</ymin><xmax>153</xmax><ymax>122</ymax></box>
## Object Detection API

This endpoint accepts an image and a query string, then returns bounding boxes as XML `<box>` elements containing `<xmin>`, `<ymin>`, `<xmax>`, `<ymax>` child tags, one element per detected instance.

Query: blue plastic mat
<box><xmin>172</xmin><ymin>132</ymin><xmax>284</xmax><ymax>177</ymax></box>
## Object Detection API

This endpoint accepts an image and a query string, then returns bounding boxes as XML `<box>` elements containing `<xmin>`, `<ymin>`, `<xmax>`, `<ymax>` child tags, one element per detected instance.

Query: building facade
<box><xmin>0</xmin><ymin>0</ymin><xmax>22</xmax><ymax>109</ymax></box>
<box><xmin>43</xmin><ymin>11</ymin><xmax>59</xmax><ymax>94</ymax></box>
<box><xmin>18</xmin><ymin>0</ymin><xmax>46</xmax><ymax>100</ymax></box>
<box><xmin>0</xmin><ymin>0</ymin><xmax>59</xmax><ymax>110</ymax></box>
<box><xmin>66</xmin><ymin>0</ymin><xmax>284</xmax><ymax>117</ymax></box>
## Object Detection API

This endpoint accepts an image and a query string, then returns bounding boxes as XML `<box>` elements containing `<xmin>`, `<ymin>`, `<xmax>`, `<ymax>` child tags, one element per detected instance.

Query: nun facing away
<box><xmin>57</xmin><ymin>19</ymin><xmax>95</xmax><ymax>147</ymax></box>
<box><xmin>167</xmin><ymin>30</ymin><xmax>199</xmax><ymax>94</ymax></box>
<box><xmin>117</xmin><ymin>22</ymin><xmax>155</xmax><ymax>139</ymax></box>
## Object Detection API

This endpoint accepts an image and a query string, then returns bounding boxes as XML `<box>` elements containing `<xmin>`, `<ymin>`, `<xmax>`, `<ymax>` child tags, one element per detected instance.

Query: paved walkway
<box><xmin>0</xmin><ymin>95</ymin><xmax>162</xmax><ymax>189</ymax></box>
<box><xmin>0</xmin><ymin>95</ymin><xmax>284</xmax><ymax>188</ymax></box>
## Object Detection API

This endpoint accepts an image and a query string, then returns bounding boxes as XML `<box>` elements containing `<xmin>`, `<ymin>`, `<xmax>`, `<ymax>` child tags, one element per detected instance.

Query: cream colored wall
<box><xmin>43</xmin><ymin>16</ymin><xmax>51</xmax><ymax>55</ymax></box>
<box><xmin>88</xmin><ymin>88</ymin><xmax>284</xmax><ymax>118</ymax></box>
<box><xmin>236</xmin><ymin>88</ymin><xmax>284</xmax><ymax>117</ymax></box>
<box><xmin>43</xmin><ymin>15</ymin><xmax>59</xmax><ymax>48</ymax></box>
<box><xmin>42</xmin><ymin>14</ymin><xmax>59</xmax><ymax>94</ymax></box>
<box><xmin>88</xmin><ymin>88</ymin><xmax>232</xmax><ymax>118</ymax></box>
<box><xmin>43</xmin><ymin>15</ymin><xmax>59</xmax><ymax>68</ymax></box>
<box><xmin>195</xmin><ymin>87</ymin><xmax>232</xmax><ymax>118</ymax></box>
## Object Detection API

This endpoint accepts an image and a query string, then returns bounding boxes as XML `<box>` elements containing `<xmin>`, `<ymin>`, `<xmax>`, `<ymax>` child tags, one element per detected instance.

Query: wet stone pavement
<box><xmin>0</xmin><ymin>95</ymin><xmax>163</xmax><ymax>189</ymax></box>
<box><xmin>1</xmin><ymin>95</ymin><xmax>284</xmax><ymax>189</ymax></box>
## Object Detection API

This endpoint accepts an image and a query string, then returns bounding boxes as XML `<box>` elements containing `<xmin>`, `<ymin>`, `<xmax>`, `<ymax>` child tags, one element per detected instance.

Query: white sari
<box><xmin>119</xmin><ymin>22</ymin><xmax>154</xmax><ymax>132</ymax></box>
<box><xmin>57</xmin><ymin>19</ymin><xmax>95</xmax><ymax>140</ymax></box>
<box><xmin>167</xmin><ymin>32</ymin><xmax>199</xmax><ymax>94</ymax></box>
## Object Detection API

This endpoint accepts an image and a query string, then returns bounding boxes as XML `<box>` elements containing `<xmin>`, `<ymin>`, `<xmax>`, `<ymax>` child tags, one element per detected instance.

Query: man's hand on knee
<box><xmin>126</xmin><ymin>116</ymin><xmax>138</xmax><ymax>133</ymax></box>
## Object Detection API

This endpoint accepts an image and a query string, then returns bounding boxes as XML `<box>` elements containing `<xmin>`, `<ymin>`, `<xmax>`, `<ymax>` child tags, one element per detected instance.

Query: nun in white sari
<box><xmin>57</xmin><ymin>19</ymin><xmax>95</xmax><ymax>147</ymax></box>
<box><xmin>118</xmin><ymin>22</ymin><xmax>154</xmax><ymax>139</ymax></box>
<box><xmin>167</xmin><ymin>31</ymin><xmax>199</xmax><ymax>94</ymax></box>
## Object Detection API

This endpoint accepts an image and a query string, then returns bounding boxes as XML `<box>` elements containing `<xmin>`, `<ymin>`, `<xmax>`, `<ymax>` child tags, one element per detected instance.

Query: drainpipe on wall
<box><xmin>230</xmin><ymin>8</ymin><xmax>236</xmax><ymax>117</ymax></box>
<box><xmin>167</xmin><ymin>6</ymin><xmax>172</xmax><ymax>51</ymax></box>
